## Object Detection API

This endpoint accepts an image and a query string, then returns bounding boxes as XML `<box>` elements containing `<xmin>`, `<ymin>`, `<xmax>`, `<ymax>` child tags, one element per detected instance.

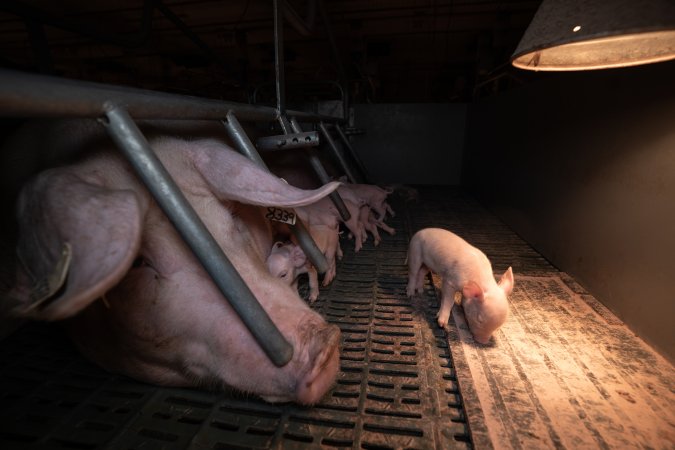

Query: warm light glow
<box><xmin>513</xmin><ymin>30</ymin><xmax>675</xmax><ymax>71</ymax></box>
<box><xmin>511</xmin><ymin>0</ymin><xmax>675</xmax><ymax>71</ymax></box>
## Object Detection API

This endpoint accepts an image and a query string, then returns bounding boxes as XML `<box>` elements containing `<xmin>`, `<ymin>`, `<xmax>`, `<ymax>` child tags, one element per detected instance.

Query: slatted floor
<box><xmin>0</xmin><ymin>187</ymin><xmax>673</xmax><ymax>449</ymax></box>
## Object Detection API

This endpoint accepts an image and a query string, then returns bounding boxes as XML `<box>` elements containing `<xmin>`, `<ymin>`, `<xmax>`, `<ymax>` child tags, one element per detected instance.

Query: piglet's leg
<box><xmin>385</xmin><ymin>202</ymin><xmax>395</xmax><ymax>218</ymax></box>
<box><xmin>406</xmin><ymin>252</ymin><xmax>424</xmax><ymax>297</ymax></box>
<box><xmin>307</xmin><ymin>265</ymin><xmax>319</xmax><ymax>303</ymax></box>
<box><xmin>375</xmin><ymin>219</ymin><xmax>395</xmax><ymax>236</ymax></box>
<box><xmin>415</xmin><ymin>266</ymin><xmax>428</xmax><ymax>294</ymax></box>
<box><xmin>437</xmin><ymin>278</ymin><xmax>457</xmax><ymax>328</ymax></box>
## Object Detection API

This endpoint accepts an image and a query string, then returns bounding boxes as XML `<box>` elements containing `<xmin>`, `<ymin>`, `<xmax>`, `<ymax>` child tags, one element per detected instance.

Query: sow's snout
<box><xmin>295</xmin><ymin>323</ymin><xmax>341</xmax><ymax>405</ymax></box>
<box><xmin>261</xmin><ymin>322</ymin><xmax>341</xmax><ymax>405</ymax></box>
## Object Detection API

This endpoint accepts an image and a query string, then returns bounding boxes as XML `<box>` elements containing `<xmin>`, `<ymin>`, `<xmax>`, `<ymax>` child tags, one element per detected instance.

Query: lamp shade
<box><xmin>511</xmin><ymin>0</ymin><xmax>675</xmax><ymax>71</ymax></box>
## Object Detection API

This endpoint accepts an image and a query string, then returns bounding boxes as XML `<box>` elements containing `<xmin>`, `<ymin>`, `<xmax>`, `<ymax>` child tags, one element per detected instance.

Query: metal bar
<box><xmin>221</xmin><ymin>112</ymin><xmax>269</xmax><ymax>169</ymax></box>
<box><xmin>0</xmin><ymin>69</ymin><xmax>340</xmax><ymax>123</ymax></box>
<box><xmin>273</xmin><ymin>0</ymin><xmax>287</xmax><ymax>116</ymax></box>
<box><xmin>335</xmin><ymin>123</ymin><xmax>369</xmax><ymax>183</ymax></box>
<box><xmin>289</xmin><ymin>220</ymin><xmax>329</xmax><ymax>274</ymax></box>
<box><xmin>318</xmin><ymin>121</ymin><xmax>359</xmax><ymax>183</ymax></box>
<box><xmin>290</xmin><ymin>118</ymin><xmax>351</xmax><ymax>221</ymax></box>
<box><xmin>256</xmin><ymin>131</ymin><xmax>320</xmax><ymax>151</ymax></box>
<box><xmin>221</xmin><ymin>112</ymin><xmax>329</xmax><ymax>274</ymax></box>
<box><xmin>103</xmin><ymin>105</ymin><xmax>293</xmax><ymax>367</ymax></box>
<box><xmin>278</xmin><ymin>115</ymin><xmax>293</xmax><ymax>135</ymax></box>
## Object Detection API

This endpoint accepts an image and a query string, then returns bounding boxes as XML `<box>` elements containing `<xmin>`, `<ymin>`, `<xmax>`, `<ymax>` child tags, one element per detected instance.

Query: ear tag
<box><xmin>265</xmin><ymin>207</ymin><xmax>297</xmax><ymax>225</ymax></box>
<box><xmin>22</xmin><ymin>242</ymin><xmax>72</xmax><ymax>312</ymax></box>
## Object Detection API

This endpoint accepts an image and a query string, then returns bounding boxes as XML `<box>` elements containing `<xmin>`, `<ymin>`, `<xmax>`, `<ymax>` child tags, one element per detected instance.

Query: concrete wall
<box><xmin>465</xmin><ymin>61</ymin><xmax>675</xmax><ymax>363</ymax></box>
<box><xmin>351</xmin><ymin>103</ymin><xmax>466</xmax><ymax>185</ymax></box>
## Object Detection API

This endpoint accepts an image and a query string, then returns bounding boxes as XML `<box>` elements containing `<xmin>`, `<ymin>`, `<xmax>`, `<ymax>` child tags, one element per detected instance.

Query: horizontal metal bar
<box><xmin>256</xmin><ymin>131</ymin><xmax>320</xmax><ymax>151</ymax></box>
<box><xmin>103</xmin><ymin>105</ymin><xmax>293</xmax><ymax>367</ymax></box>
<box><xmin>0</xmin><ymin>69</ymin><xmax>341</xmax><ymax>123</ymax></box>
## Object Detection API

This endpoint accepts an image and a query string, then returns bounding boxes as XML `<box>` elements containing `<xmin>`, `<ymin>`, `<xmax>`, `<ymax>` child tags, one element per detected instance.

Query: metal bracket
<box><xmin>256</xmin><ymin>131</ymin><xmax>319</xmax><ymax>151</ymax></box>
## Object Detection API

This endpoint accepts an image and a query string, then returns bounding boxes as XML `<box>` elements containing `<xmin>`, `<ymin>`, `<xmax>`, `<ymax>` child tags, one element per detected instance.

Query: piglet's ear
<box><xmin>498</xmin><ymin>267</ymin><xmax>514</xmax><ymax>296</ymax></box>
<box><xmin>462</xmin><ymin>281</ymin><xmax>484</xmax><ymax>302</ymax></box>
<box><xmin>9</xmin><ymin>169</ymin><xmax>144</xmax><ymax>321</ymax></box>
<box><xmin>290</xmin><ymin>245</ymin><xmax>307</xmax><ymax>269</ymax></box>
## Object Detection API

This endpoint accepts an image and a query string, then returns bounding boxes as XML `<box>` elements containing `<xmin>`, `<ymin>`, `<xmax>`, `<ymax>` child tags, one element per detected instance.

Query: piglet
<box><xmin>406</xmin><ymin>228</ymin><xmax>514</xmax><ymax>344</ymax></box>
<box><xmin>267</xmin><ymin>241</ymin><xmax>318</xmax><ymax>302</ymax></box>
<box><xmin>339</xmin><ymin>181</ymin><xmax>395</xmax><ymax>222</ymax></box>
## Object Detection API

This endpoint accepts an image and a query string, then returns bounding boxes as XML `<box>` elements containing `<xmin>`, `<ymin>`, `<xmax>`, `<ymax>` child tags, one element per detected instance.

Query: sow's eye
<box><xmin>279</xmin><ymin>272</ymin><xmax>288</xmax><ymax>279</ymax></box>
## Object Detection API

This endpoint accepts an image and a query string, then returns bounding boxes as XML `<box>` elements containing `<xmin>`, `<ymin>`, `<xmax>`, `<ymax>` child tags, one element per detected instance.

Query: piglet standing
<box><xmin>406</xmin><ymin>228</ymin><xmax>514</xmax><ymax>344</ymax></box>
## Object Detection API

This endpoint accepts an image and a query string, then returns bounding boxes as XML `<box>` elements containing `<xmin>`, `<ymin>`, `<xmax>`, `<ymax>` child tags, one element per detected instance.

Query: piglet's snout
<box><xmin>295</xmin><ymin>323</ymin><xmax>341</xmax><ymax>405</ymax></box>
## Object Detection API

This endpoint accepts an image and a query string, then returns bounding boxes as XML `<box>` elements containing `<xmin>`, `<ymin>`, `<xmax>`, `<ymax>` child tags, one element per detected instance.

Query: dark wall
<box><xmin>466</xmin><ymin>61</ymin><xmax>675</xmax><ymax>363</ymax></box>
<box><xmin>351</xmin><ymin>103</ymin><xmax>467</xmax><ymax>185</ymax></box>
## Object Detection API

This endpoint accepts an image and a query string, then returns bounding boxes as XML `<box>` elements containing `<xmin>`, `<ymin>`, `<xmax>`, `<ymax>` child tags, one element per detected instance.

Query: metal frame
<box><xmin>272</xmin><ymin>0</ymin><xmax>353</xmax><ymax>222</ymax></box>
<box><xmin>0</xmin><ymin>0</ymin><xmax>365</xmax><ymax>370</ymax></box>
<box><xmin>221</xmin><ymin>111</ymin><xmax>329</xmax><ymax>274</ymax></box>
<box><xmin>0</xmin><ymin>67</ymin><xmax>346</xmax><ymax>367</ymax></box>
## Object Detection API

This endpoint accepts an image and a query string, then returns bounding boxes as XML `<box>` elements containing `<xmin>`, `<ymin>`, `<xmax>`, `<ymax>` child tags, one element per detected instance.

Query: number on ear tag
<box><xmin>265</xmin><ymin>207</ymin><xmax>297</xmax><ymax>225</ymax></box>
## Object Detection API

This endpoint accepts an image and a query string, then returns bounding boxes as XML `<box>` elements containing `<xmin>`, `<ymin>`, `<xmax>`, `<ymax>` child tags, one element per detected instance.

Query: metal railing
<box><xmin>0</xmin><ymin>67</ymin><xmax>348</xmax><ymax>367</ymax></box>
<box><xmin>0</xmin><ymin>0</ymin><xmax>365</xmax><ymax>370</ymax></box>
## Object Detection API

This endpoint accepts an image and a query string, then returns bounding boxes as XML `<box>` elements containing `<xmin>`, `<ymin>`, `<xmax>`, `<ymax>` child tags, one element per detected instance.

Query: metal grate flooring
<box><xmin>3</xmin><ymin>187</ymin><xmax>670</xmax><ymax>449</ymax></box>
<box><xmin>0</xmin><ymin>187</ymin><xmax>500</xmax><ymax>450</ymax></box>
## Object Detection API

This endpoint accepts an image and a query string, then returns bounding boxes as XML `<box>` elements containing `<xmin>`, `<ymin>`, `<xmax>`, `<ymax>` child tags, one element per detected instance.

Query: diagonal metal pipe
<box><xmin>221</xmin><ymin>111</ymin><xmax>329</xmax><ymax>274</ymax></box>
<box><xmin>103</xmin><ymin>105</ymin><xmax>294</xmax><ymax>367</ymax></box>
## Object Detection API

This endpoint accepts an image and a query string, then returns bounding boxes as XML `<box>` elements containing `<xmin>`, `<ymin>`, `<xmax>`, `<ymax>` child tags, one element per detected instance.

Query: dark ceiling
<box><xmin>0</xmin><ymin>0</ymin><xmax>541</xmax><ymax>105</ymax></box>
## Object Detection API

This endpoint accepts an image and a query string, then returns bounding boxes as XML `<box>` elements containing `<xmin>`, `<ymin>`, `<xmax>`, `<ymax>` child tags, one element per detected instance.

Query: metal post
<box><xmin>290</xmin><ymin>118</ymin><xmax>351</xmax><ymax>221</ymax></box>
<box><xmin>103</xmin><ymin>104</ymin><xmax>293</xmax><ymax>367</ymax></box>
<box><xmin>335</xmin><ymin>123</ymin><xmax>369</xmax><ymax>183</ymax></box>
<box><xmin>271</xmin><ymin>0</ymin><xmax>350</xmax><ymax>247</ymax></box>
<box><xmin>273</xmin><ymin>0</ymin><xmax>287</xmax><ymax>117</ymax></box>
<box><xmin>222</xmin><ymin>111</ymin><xmax>329</xmax><ymax>274</ymax></box>
<box><xmin>222</xmin><ymin>111</ymin><xmax>269</xmax><ymax>169</ymax></box>
<box><xmin>318</xmin><ymin>121</ymin><xmax>358</xmax><ymax>183</ymax></box>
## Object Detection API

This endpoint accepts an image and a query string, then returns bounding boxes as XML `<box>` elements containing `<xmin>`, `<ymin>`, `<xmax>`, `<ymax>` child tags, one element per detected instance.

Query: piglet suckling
<box><xmin>267</xmin><ymin>240</ymin><xmax>319</xmax><ymax>302</ymax></box>
<box><xmin>406</xmin><ymin>228</ymin><xmax>514</xmax><ymax>344</ymax></box>
<box><xmin>7</xmin><ymin>136</ymin><xmax>343</xmax><ymax>405</ymax></box>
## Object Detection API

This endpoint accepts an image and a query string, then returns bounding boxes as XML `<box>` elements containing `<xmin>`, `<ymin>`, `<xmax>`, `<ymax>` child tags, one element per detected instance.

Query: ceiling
<box><xmin>0</xmin><ymin>0</ymin><xmax>541</xmax><ymax>105</ymax></box>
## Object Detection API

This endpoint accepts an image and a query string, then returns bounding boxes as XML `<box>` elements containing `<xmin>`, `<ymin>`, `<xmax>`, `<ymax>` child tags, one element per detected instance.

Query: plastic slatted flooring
<box><xmin>0</xmin><ymin>187</ymin><xmax>486</xmax><ymax>450</ymax></box>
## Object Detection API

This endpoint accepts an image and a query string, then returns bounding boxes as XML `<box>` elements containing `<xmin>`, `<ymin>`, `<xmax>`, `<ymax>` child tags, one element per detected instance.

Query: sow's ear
<box><xmin>9</xmin><ymin>169</ymin><xmax>144</xmax><ymax>321</ymax></box>
<box><xmin>498</xmin><ymin>267</ymin><xmax>515</xmax><ymax>296</ymax></box>
<box><xmin>188</xmin><ymin>139</ymin><xmax>340</xmax><ymax>207</ymax></box>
